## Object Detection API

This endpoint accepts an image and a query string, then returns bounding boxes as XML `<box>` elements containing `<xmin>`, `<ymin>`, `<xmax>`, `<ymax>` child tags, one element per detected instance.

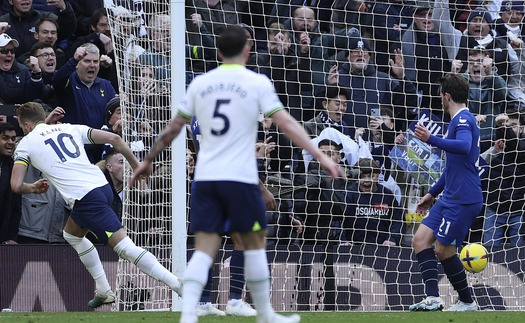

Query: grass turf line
<box><xmin>1</xmin><ymin>311</ymin><xmax>525</xmax><ymax>323</ymax></box>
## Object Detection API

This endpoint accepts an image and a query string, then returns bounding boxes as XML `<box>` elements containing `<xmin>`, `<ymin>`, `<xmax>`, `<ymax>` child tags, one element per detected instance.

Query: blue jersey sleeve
<box><xmin>427</xmin><ymin>127</ymin><xmax>472</xmax><ymax>154</ymax></box>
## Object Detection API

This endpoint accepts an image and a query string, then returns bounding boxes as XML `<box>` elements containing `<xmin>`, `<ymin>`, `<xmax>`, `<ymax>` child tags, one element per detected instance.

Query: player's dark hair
<box><xmin>16</xmin><ymin>102</ymin><xmax>46</xmax><ymax>124</ymax></box>
<box><xmin>438</xmin><ymin>74</ymin><xmax>469</xmax><ymax>104</ymax></box>
<box><xmin>0</xmin><ymin>122</ymin><xmax>15</xmax><ymax>135</ymax></box>
<box><xmin>217</xmin><ymin>25</ymin><xmax>247</xmax><ymax>58</ymax></box>
<box><xmin>318</xmin><ymin>139</ymin><xmax>342</xmax><ymax>151</ymax></box>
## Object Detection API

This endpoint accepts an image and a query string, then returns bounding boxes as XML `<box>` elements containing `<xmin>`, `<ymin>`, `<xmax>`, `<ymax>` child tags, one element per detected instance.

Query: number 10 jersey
<box><xmin>14</xmin><ymin>123</ymin><xmax>108</xmax><ymax>208</ymax></box>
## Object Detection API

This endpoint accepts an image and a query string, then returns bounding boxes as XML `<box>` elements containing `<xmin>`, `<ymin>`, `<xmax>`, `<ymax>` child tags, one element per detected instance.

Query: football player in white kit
<box><xmin>131</xmin><ymin>25</ymin><xmax>342</xmax><ymax>323</ymax></box>
<box><xmin>10</xmin><ymin>102</ymin><xmax>182</xmax><ymax>308</ymax></box>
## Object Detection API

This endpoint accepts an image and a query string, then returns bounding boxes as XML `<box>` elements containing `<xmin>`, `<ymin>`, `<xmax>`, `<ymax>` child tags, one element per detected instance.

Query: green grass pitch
<box><xmin>1</xmin><ymin>311</ymin><xmax>525</xmax><ymax>323</ymax></box>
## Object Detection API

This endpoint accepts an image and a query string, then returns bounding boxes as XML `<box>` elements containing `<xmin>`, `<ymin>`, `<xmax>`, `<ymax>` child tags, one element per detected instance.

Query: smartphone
<box><xmin>370</xmin><ymin>108</ymin><xmax>380</xmax><ymax>117</ymax></box>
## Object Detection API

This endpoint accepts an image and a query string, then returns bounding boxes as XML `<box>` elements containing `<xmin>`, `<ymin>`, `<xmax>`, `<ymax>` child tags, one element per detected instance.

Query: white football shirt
<box><xmin>179</xmin><ymin>64</ymin><xmax>283</xmax><ymax>184</ymax></box>
<box><xmin>14</xmin><ymin>123</ymin><xmax>108</xmax><ymax>208</ymax></box>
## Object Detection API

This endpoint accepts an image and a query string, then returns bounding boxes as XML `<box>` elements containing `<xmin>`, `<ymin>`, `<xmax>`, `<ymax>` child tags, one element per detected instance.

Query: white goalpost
<box><xmin>105</xmin><ymin>0</ymin><xmax>525</xmax><ymax>312</ymax></box>
<box><xmin>105</xmin><ymin>0</ymin><xmax>186</xmax><ymax>311</ymax></box>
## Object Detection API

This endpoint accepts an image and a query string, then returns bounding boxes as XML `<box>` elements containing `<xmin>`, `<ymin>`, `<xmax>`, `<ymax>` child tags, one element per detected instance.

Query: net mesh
<box><xmin>105</xmin><ymin>0</ymin><xmax>525</xmax><ymax>311</ymax></box>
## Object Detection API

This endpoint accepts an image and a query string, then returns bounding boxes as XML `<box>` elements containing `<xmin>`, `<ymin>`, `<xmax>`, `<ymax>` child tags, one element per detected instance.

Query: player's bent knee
<box><xmin>113</xmin><ymin>236</ymin><xmax>148</xmax><ymax>264</ymax></box>
<box><xmin>412</xmin><ymin>233</ymin><xmax>431</xmax><ymax>252</ymax></box>
<box><xmin>63</xmin><ymin>230</ymin><xmax>84</xmax><ymax>246</ymax></box>
<box><xmin>113</xmin><ymin>236</ymin><xmax>136</xmax><ymax>260</ymax></box>
<box><xmin>240</xmin><ymin>230</ymin><xmax>267</xmax><ymax>250</ymax></box>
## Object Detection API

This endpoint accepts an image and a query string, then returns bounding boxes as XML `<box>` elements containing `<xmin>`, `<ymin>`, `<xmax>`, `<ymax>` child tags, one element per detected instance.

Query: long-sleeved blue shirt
<box><xmin>427</xmin><ymin>108</ymin><xmax>483</xmax><ymax>204</ymax></box>
<box><xmin>52</xmin><ymin>57</ymin><xmax>116</xmax><ymax>129</ymax></box>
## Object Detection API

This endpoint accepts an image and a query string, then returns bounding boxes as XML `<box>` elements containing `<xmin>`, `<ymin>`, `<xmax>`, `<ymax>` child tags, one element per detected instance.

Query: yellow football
<box><xmin>460</xmin><ymin>243</ymin><xmax>489</xmax><ymax>273</ymax></box>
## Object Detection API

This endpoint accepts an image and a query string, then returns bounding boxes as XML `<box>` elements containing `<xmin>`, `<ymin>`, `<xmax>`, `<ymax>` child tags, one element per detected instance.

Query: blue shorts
<box><xmin>189</xmin><ymin>181</ymin><xmax>267</xmax><ymax>234</ymax></box>
<box><xmin>422</xmin><ymin>199</ymin><xmax>482</xmax><ymax>246</ymax></box>
<box><xmin>70</xmin><ymin>184</ymin><xmax>123</xmax><ymax>245</ymax></box>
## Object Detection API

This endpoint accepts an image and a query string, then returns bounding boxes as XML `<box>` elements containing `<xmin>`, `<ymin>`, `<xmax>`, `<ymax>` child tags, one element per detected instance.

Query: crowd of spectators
<box><xmin>0</xmin><ymin>1</ymin><xmax>524</xmax><ymax>254</ymax></box>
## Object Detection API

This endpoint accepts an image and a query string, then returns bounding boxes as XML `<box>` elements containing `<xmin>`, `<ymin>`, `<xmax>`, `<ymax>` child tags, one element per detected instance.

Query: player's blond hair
<box><xmin>16</xmin><ymin>101</ymin><xmax>46</xmax><ymax>124</ymax></box>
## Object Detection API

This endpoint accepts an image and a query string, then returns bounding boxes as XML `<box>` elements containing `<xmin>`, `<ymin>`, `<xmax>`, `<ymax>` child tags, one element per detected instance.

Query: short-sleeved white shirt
<box><xmin>14</xmin><ymin>123</ymin><xmax>108</xmax><ymax>208</ymax></box>
<box><xmin>179</xmin><ymin>64</ymin><xmax>283</xmax><ymax>184</ymax></box>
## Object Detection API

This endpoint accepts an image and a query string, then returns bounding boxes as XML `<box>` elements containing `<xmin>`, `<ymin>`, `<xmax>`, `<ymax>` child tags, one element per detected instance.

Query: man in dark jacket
<box><xmin>52</xmin><ymin>42</ymin><xmax>116</xmax><ymax>163</ymax></box>
<box><xmin>327</xmin><ymin>36</ymin><xmax>418</xmax><ymax>136</ymax></box>
<box><xmin>293</xmin><ymin>139</ymin><xmax>347</xmax><ymax>311</ymax></box>
<box><xmin>0</xmin><ymin>123</ymin><xmax>21</xmax><ymax>244</ymax></box>
<box><xmin>0</xmin><ymin>33</ymin><xmax>45</xmax><ymax>104</ymax></box>
<box><xmin>303</xmin><ymin>85</ymin><xmax>351</xmax><ymax>138</ymax></box>
<box><xmin>482</xmin><ymin>114</ymin><xmax>525</xmax><ymax>246</ymax></box>
<box><xmin>0</xmin><ymin>0</ymin><xmax>76</xmax><ymax>57</ymax></box>
<box><xmin>258</xmin><ymin>22</ymin><xmax>318</xmax><ymax>122</ymax></box>
<box><xmin>372</xmin><ymin>0</ymin><xmax>416</xmax><ymax>74</ymax></box>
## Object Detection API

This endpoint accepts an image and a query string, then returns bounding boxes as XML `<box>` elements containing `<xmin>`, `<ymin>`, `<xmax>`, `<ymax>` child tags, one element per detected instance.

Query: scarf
<box><xmin>505</xmin><ymin>24</ymin><xmax>521</xmax><ymax>41</ymax></box>
<box><xmin>319</xmin><ymin>111</ymin><xmax>344</xmax><ymax>133</ymax></box>
<box><xmin>464</xmin><ymin>28</ymin><xmax>494</xmax><ymax>48</ymax></box>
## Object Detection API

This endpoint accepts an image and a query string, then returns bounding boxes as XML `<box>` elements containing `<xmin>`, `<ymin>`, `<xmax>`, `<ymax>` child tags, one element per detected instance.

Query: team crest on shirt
<box><xmin>457</xmin><ymin>116</ymin><xmax>469</xmax><ymax>127</ymax></box>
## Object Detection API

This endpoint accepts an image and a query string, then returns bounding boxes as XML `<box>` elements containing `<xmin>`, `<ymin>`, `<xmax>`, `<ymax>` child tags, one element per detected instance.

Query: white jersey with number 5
<box><xmin>179</xmin><ymin>64</ymin><xmax>283</xmax><ymax>184</ymax></box>
<box><xmin>14</xmin><ymin>123</ymin><xmax>108</xmax><ymax>208</ymax></box>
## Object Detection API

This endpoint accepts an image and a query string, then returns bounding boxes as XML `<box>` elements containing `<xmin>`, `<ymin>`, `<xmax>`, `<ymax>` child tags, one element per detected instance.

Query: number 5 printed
<box><xmin>211</xmin><ymin>99</ymin><xmax>230</xmax><ymax>136</ymax></box>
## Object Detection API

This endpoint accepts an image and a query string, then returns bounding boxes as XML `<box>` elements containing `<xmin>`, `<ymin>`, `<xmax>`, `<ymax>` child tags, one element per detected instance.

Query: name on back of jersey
<box><xmin>39</xmin><ymin>125</ymin><xmax>63</xmax><ymax>137</ymax></box>
<box><xmin>200</xmin><ymin>82</ymin><xmax>247</xmax><ymax>99</ymax></box>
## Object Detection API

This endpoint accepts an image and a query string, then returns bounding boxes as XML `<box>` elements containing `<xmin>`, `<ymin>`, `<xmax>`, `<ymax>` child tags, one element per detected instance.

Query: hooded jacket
<box><xmin>336</xmin><ymin>62</ymin><xmax>417</xmax><ymax>136</ymax></box>
<box><xmin>0</xmin><ymin>61</ymin><xmax>45</xmax><ymax>104</ymax></box>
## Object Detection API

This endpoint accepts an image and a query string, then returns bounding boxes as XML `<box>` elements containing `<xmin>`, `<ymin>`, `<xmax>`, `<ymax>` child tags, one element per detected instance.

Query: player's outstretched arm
<box><xmin>11</xmin><ymin>164</ymin><xmax>49</xmax><ymax>194</ymax></box>
<box><xmin>130</xmin><ymin>114</ymin><xmax>190</xmax><ymax>187</ymax></box>
<box><xmin>415</xmin><ymin>124</ymin><xmax>472</xmax><ymax>154</ymax></box>
<box><xmin>270</xmin><ymin>109</ymin><xmax>343</xmax><ymax>179</ymax></box>
<box><xmin>90</xmin><ymin>129</ymin><xmax>140</xmax><ymax>170</ymax></box>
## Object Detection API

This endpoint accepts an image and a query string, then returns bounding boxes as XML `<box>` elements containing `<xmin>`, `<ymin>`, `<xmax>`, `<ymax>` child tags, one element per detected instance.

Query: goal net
<box><xmin>106</xmin><ymin>0</ymin><xmax>525</xmax><ymax>311</ymax></box>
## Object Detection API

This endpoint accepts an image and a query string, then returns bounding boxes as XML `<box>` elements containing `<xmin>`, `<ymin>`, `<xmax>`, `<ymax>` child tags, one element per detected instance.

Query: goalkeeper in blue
<box><xmin>131</xmin><ymin>25</ymin><xmax>342</xmax><ymax>323</ymax></box>
<box><xmin>410</xmin><ymin>73</ymin><xmax>483</xmax><ymax>312</ymax></box>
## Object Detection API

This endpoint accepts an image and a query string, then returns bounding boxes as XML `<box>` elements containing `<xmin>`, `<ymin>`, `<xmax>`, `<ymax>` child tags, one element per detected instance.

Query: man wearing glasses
<box><xmin>0</xmin><ymin>33</ymin><xmax>45</xmax><ymax>105</ymax></box>
<box><xmin>29</xmin><ymin>41</ymin><xmax>57</xmax><ymax>105</ymax></box>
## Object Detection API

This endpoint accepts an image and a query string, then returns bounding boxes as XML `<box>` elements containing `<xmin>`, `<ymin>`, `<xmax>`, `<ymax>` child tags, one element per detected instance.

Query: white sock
<box><xmin>244</xmin><ymin>249</ymin><xmax>273</xmax><ymax>317</ymax></box>
<box><xmin>63</xmin><ymin>231</ymin><xmax>111</xmax><ymax>295</ymax></box>
<box><xmin>182</xmin><ymin>251</ymin><xmax>213</xmax><ymax>316</ymax></box>
<box><xmin>114</xmin><ymin>237</ymin><xmax>181</xmax><ymax>291</ymax></box>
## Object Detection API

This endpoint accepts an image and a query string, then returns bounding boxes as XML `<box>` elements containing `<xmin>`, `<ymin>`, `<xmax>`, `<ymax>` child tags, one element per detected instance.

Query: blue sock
<box><xmin>199</xmin><ymin>267</ymin><xmax>213</xmax><ymax>303</ymax></box>
<box><xmin>441</xmin><ymin>255</ymin><xmax>473</xmax><ymax>303</ymax></box>
<box><xmin>416</xmin><ymin>248</ymin><xmax>440</xmax><ymax>297</ymax></box>
<box><xmin>229</xmin><ymin>250</ymin><xmax>245</xmax><ymax>300</ymax></box>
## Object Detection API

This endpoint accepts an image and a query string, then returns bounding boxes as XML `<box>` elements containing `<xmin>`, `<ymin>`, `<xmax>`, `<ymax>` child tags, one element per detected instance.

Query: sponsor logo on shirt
<box><xmin>356</xmin><ymin>204</ymin><xmax>390</xmax><ymax>217</ymax></box>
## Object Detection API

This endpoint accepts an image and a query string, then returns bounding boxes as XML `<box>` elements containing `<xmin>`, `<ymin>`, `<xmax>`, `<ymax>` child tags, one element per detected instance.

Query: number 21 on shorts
<box><xmin>437</xmin><ymin>218</ymin><xmax>451</xmax><ymax>238</ymax></box>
